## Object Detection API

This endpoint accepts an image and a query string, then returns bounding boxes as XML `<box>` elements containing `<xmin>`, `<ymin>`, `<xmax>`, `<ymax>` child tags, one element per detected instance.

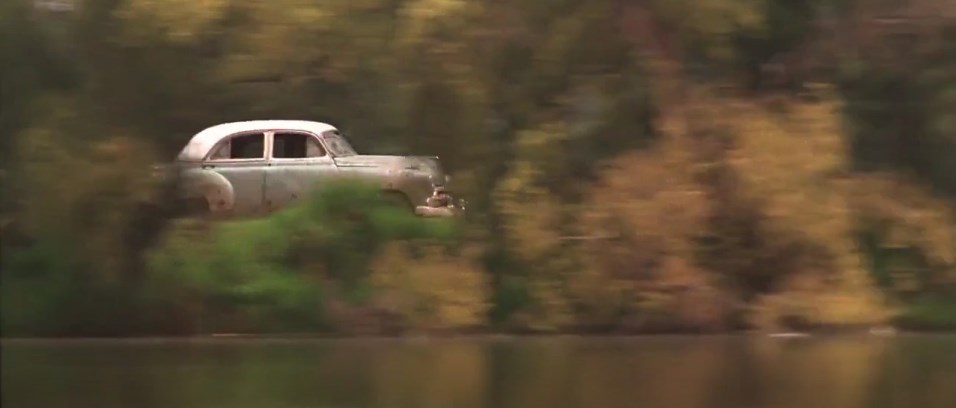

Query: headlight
<box><xmin>428</xmin><ymin>173</ymin><xmax>450</xmax><ymax>187</ymax></box>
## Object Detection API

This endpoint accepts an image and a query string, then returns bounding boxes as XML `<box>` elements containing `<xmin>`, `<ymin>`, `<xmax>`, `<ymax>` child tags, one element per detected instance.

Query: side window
<box><xmin>273</xmin><ymin>132</ymin><xmax>326</xmax><ymax>159</ymax></box>
<box><xmin>209</xmin><ymin>132</ymin><xmax>265</xmax><ymax>160</ymax></box>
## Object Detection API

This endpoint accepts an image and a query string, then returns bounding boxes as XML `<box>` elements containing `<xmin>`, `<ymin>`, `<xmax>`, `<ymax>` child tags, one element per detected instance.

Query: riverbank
<box><xmin>5</xmin><ymin>182</ymin><xmax>956</xmax><ymax>338</ymax></box>
<box><xmin>7</xmin><ymin>324</ymin><xmax>956</xmax><ymax>343</ymax></box>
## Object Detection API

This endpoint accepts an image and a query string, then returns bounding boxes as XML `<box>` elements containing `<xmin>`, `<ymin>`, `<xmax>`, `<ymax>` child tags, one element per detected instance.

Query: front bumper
<box><xmin>414</xmin><ymin>189</ymin><xmax>465</xmax><ymax>218</ymax></box>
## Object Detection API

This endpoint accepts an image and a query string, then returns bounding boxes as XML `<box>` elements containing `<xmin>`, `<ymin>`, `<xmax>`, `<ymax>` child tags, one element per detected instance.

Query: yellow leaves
<box><xmin>394</xmin><ymin>0</ymin><xmax>481</xmax><ymax>93</ymax></box>
<box><xmin>116</xmin><ymin>0</ymin><xmax>400</xmax><ymax>85</ymax></box>
<box><xmin>564</xmin><ymin>261</ymin><xmax>629</xmax><ymax>327</ymax></box>
<box><xmin>652</xmin><ymin>0</ymin><xmax>763</xmax><ymax>34</ymax></box>
<box><xmin>561</xmin><ymin>109</ymin><xmax>735</xmax><ymax>331</ymax></box>
<box><xmin>398</xmin><ymin>0</ymin><xmax>470</xmax><ymax>44</ymax></box>
<box><xmin>370</xmin><ymin>242</ymin><xmax>490</xmax><ymax>332</ymax></box>
<box><xmin>532</xmin><ymin>12</ymin><xmax>586</xmax><ymax>78</ymax></box>
<box><xmin>850</xmin><ymin>174</ymin><xmax>956</xmax><ymax>287</ymax></box>
<box><xmin>730</xmin><ymin>100</ymin><xmax>846</xmax><ymax>185</ymax></box>
<box><xmin>210</xmin><ymin>1</ymin><xmax>334</xmax><ymax>82</ymax></box>
<box><xmin>514</xmin><ymin>122</ymin><xmax>572</xmax><ymax>159</ymax></box>
<box><xmin>571</xmin><ymin>248</ymin><xmax>733</xmax><ymax>331</ymax></box>
<box><xmin>749</xmin><ymin>273</ymin><xmax>891</xmax><ymax>331</ymax></box>
<box><xmin>115</xmin><ymin>0</ymin><xmax>230</xmax><ymax>43</ymax></box>
<box><xmin>663</xmin><ymin>91</ymin><xmax>923</xmax><ymax>329</ymax></box>
<box><xmin>279</xmin><ymin>0</ymin><xmax>336</xmax><ymax>26</ymax></box>
<box><xmin>706</xmin><ymin>94</ymin><xmax>892</xmax><ymax>322</ymax></box>
<box><xmin>495</xmin><ymin>177</ymin><xmax>563</xmax><ymax>263</ymax></box>
<box><xmin>402</xmin><ymin>0</ymin><xmax>468</xmax><ymax>23</ymax></box>
<box><xmin>582</xmin><ymin>133</ymin><xmax>707</xmax><ymax>254</ymax></box>
<box><xmin>493</xmin><ymin>122</ymin><xmax>573</xmax><ymax>261</ymax></box>
<box><xmin>569</xmin><ymin>90</ymin><xmax>908</xmax><ymax>330</ymax></box>
<box><xmin>649</xmin><ymin>0</ymin><xmax>765</xmax><ymax>61</ymax></box>
<box><xmin>510</xmin><ymin>278</ymin><xmax>575</xmax><ymax>332</ymax></box>
<box><xmin>707</xmin><ymin>97</ymin><xmax>851</xmax><ymax>248</ymax></box>
<box><xmin>706</xmin><ymin>0</ymin><xmax>764</xmax><ymax>31</ymax></box>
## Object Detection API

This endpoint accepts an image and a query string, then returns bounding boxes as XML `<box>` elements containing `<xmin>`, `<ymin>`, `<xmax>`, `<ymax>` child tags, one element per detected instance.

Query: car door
<box><xmin>264</xmin><ymin>130</ymin><xmax>338</xmax><ymax>210</ymax></box>
<box><xmin>202</xmin><ymin>131</ymin><xmax>268</xmax><ymax>214</ymax></box>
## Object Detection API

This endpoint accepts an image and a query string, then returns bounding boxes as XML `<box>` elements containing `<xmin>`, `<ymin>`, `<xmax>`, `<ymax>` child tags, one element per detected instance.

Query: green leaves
<box><xmin>143</xmin><ymin>180</ymin><xmax>459</xmax><ymax>333</ymax></box>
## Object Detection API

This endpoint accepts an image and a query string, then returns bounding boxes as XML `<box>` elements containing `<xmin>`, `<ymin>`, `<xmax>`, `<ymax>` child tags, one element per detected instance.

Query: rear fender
<box><xmin>180</xmin><ymin>169</ymin><xmax>235</xmax><ymax>213</ymax></box>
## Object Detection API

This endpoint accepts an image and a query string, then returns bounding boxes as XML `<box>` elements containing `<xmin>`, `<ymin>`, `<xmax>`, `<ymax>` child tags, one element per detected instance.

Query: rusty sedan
<box><xmin>163</xmin><ymin>120</ymin><xmax>464</xmax><ymax>217</ymax></box>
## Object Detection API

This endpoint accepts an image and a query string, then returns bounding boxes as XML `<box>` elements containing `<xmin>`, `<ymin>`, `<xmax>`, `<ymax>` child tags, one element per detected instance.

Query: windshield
<box><xmin>322</xmin><ymin>131</ymin><xmax>357</xmax><ymax>157</ymax></box>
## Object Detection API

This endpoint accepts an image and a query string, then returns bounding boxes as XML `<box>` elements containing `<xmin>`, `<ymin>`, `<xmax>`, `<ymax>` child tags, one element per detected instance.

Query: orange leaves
<box><xmin>370</xmin><ymin>242</ymin><xmax>491</xmax><ymax>332</ymax></box>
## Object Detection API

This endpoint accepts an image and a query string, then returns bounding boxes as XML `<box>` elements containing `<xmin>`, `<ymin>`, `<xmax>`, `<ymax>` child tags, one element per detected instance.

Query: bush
<box><xmin>143</xmin><ymin>179</ymin><xmax>460</xmax><ymax>334</ymax></box>
<box><xmin>368</xmin><ymin>242</ymin><xmax>491</xmax><ymax>334</ymax></box>
<box><xmin>896</xmin><ymin>296</ymin><xmax>956</xmax><ymax>331</ymax></box>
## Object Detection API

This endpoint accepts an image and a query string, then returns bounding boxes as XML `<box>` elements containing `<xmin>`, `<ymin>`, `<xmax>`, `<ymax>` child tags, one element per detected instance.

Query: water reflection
<box><xmin>3</xmin><ymin>335</ymin><xmax>955</xmax><ymax>408</ymax></box>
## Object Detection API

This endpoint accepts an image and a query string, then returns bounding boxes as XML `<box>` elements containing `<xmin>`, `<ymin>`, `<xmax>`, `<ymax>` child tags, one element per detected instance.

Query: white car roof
<box><xmin>177</xmin><ymin>120</ymin><xmax>338</xmax><ymax>161</ymax></box>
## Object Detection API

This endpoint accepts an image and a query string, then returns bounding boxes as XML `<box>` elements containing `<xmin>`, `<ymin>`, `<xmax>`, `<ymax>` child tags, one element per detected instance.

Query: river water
<box><xmin>3</xmin><ymin>334</ymin><xmax>955</xmax><ymax>408</ymax></box>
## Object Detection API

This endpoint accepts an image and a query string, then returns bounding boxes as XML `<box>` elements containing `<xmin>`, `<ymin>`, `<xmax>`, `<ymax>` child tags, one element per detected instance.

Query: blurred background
<box><xmin>2</xmin><ymin>1</ymin><xmax>956</xmax><ymax>407</ymax></box>
<box><xmin>2</xmin><ymin>0</ymin><xmax>955</xmax><ymax>337</ymax></box>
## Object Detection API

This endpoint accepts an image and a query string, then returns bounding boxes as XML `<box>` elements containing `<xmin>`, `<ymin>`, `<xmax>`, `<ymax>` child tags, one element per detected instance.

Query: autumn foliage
<box><xmin>2</xmin><ymin>0</ymin><xmax>955</xmax><ymax>336</ymax></box>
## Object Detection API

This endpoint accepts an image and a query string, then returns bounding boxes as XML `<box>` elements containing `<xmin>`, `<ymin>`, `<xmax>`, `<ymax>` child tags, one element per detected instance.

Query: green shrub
<box><xmin>897</xmin><ymin>296</ymin><xmax>956</xmax><ymax>331</ymax></box>
<box><xmin>1</xmin><ymin>239</ymin><xmax>76</xmax><ymax>336</ymax></box>
<box><xmin>143</xmin><ymin>180</ymin><xmax>459</xmax><ymax>334</ymax></box>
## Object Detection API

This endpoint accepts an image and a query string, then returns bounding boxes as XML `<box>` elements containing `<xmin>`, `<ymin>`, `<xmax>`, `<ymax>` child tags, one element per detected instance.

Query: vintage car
<box><xmin>165</xmin><ymin>120</ymin><xmax>464</xmax><ymax>217</ymax></box>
